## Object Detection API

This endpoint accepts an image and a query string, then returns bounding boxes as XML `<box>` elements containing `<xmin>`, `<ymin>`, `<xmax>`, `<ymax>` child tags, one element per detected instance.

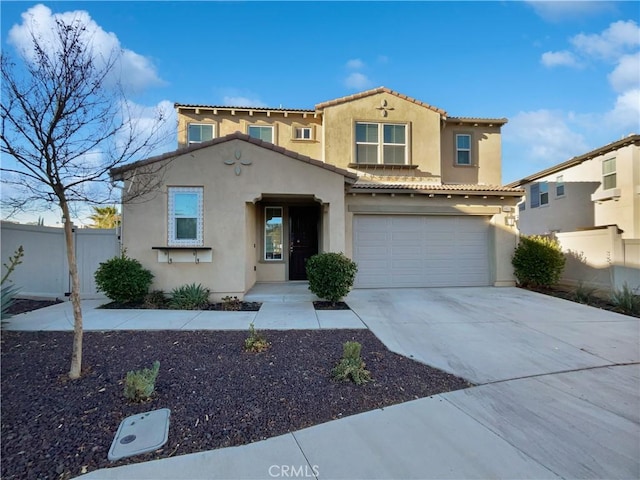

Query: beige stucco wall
<box><xmin>517</xmin><ymin>143</ymin><xmax>639</xmax><ymax>239</ymax></box>
<box><xmin>321</xmin><ymin>92</ymin><xmax>442</xmax><ymax>179</ymax></box>
<box><xmin>177</xmin><ymin>110</ymin><xmax>322</xmax><ymax>159</ymax></box>
<box><xmin>440</xmin><ymin>123</ymin><xmax>503</xmax><ymax>185</ymax></box>
<box><xmin>121</xmin><ymin>139</ymin><xmax>347</xmax><ymax>300</ymax></box>
<box><xmin>344</xmin><ymin>193</ymin><xmax>520</xmax><ymax>286</ymax></box>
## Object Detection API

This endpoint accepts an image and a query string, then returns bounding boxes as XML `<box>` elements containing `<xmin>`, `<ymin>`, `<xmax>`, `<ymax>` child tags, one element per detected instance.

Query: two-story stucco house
<box><xmin>506</xmin><ymin>134</ymin><xmax>640</xmax><ymax>290</ymax></box>
<box><xmin>111</xmin><ymin>87</ymin><xmax>523</xmax><ymax>299</ymax></box>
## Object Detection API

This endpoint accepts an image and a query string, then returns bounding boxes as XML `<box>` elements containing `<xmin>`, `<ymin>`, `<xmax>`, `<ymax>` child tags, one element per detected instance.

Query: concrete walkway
<box><xmin>4</xmin><ymin>285</ymin><xmax>639</xmax><ymax>479</ymax></box>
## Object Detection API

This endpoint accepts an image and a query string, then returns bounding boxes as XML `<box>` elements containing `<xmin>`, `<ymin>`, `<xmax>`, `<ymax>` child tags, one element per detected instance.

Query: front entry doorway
<box><xmin>289</xmin><ymin>206</ymin><xmax>319</xmax><ymax>280</ymax></box>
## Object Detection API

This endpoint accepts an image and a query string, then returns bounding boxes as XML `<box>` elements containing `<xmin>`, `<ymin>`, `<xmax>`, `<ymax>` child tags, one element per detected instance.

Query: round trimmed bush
<box><xmin>512</xmin><ymin>235</ymin><xmax>566</xmax><ymax>288</ymax></box>
<box><xmin>306</xmin><ymin>252</ymin><xmax>358</xmax><ymax>303</ymax></box>
<box><xmin>94</xmin><ymin>253</ymin><xmax>154</xmax><ymax>304</ymax></box>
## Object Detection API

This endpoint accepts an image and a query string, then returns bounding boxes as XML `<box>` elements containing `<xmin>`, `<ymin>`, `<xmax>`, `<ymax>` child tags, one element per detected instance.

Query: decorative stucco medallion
<box><xmin>224</xmin><ymin>149</ymin><xmax>252</xmax><ymax>176</ymax></box>
<box><xmin>375</xmin><ymin>98</ymin><xmax>394</xmax><ymax>117</ymax></box>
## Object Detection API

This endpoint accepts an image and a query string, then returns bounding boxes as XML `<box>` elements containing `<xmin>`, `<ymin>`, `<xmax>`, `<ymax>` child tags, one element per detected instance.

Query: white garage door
<box><xmin>353</xmin><ymin>215</ymin><xmax>490</xmax><ymax>288</ymax></box>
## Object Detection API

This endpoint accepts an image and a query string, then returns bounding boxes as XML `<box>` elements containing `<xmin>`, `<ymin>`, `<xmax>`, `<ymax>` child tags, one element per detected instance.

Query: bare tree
<box><xmin>1</xmin><ymin>15</ymin><xmax>169</xmax><ymax>379</ymax></box>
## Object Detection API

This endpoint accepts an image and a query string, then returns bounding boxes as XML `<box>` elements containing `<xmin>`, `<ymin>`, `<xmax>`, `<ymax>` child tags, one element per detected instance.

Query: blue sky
<box><xmin>1</xmin><ymin>1</ymin><xmax>639</xmax><ymax>225</ymax></box>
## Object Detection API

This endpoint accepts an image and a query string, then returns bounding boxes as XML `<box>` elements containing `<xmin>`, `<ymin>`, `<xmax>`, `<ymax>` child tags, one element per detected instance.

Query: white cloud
<box><xmin>571</xmin><ymin>20</ymin><xmax>640</xmax><ymax>60</ymax></box>
<box><xmin>505</xmin><ymin>110</ymin><xmax>589</xmax><ymax>165</ymax></box>
<box><xmin>345</xmin><ymin>72</ymin><xmax>371</xmax><ymax>90</ymax></box>
<box><xmin>7</xmin><ymin>4</ymin><xmax>163</xmax><ymax>93</ymax></box>
<box><xmin>222</xmin><ymin>96</ymin><xmax>267</xmax><ymax>107</ymax></box>
<box><xmin>605</xmin><ymin>89</ymin><xmax>640</xmax><ymax>133</ymax></box>
<box><xmin>541</xmin><ymin>50</ymin><xmax>581</xmax><ymax>68</ymax></box>
<box><xmin>608</xmin><ymin>52</ymin><xmax>640</xmax><ymax>93</ymax></box>
<box><xmin>346</xmin><ymin>58</ymin><xmax>365</xmax><ymax>69</ymax></box>
<box><xmin>527</xmin><ymin>1</ymin><xmax>616</xmax><ymax>22</ymax></box>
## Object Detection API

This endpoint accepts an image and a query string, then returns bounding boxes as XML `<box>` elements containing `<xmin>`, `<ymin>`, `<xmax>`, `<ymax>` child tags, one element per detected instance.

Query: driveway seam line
<box><xmin>290</xmin><ymin>432</ymin><xmax>319</xmax><ymax>480</ymax></box>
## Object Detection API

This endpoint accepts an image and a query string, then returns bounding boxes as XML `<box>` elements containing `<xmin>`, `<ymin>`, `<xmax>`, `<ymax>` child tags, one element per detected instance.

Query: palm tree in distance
<box><xmin>89</xmin><ymin>206</ymin><xmax>121</xmax><ymax>229</ymax></box>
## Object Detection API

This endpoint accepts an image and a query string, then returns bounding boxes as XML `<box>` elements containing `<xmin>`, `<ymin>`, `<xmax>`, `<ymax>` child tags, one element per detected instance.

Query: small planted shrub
<box><xmin>169</xmin><ymin>283</ymin><xmax>210</xmax><ymax>310</ymax></box>
<box><xmin>244</xmin><ymin>322</ymin><xmax>270</xmax><ymax>353</ymax></box>
<box><xmin>572</xmin><ymin>282</ymin><xmax>597</xmax><ymax>305</ymax></box>
<box><xmin>1</xmin><ymin>246</ymin><xmax>25</xmax><ymax>319</ymax></box>
<box><xmin>512</xmin><ymin>235</ymin><xmax>566</xmax><ymax>288</ymax></box>
<box><xmin>610</xmin><ymin>283</ymin><xmax>640</xmax><ymax>315</ymax></box>
<box><xmin>95</xmin><ymin>252</ymin><xmax>153</xmax><ymax>304</ymax></box>
<box><xmin>332</xmin><ymin>341</ymin><xmax>372</xmax><ymax>385</ymax></box>
<box><xmin>221</xmin><ymin>295</ymin><xmax>242</xmax><ymax>311</ymax></box>
<box><xmin>144</xmin><ymin>290</ymin><xmax>168</xmax><ymax>309</ymax></box>
<box><xmin>306</xmin><ymin>252</ymin><xmax>358</xmax><ymax>304</ymax></box>
<box><xmin>124</xmin><ymin>360</ymin><xmax>160</xmax><ymax>402</ymax></box>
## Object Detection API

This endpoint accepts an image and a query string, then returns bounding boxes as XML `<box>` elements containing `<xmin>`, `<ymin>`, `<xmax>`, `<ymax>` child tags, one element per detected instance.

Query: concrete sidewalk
<box><xmin>4</xmin><ymin>286</ymin><xmax>639</xmax><ymax>479</ymax></box>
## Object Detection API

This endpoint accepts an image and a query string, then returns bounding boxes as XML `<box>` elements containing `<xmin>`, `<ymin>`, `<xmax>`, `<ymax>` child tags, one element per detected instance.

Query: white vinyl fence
<box><xmin>1</xmin><ymin>222</ymin><xmax>120</xmax><ymax>299</ymax></box>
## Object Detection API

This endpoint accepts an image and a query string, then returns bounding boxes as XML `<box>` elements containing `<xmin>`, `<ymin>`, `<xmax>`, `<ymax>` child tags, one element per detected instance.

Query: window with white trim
<box><xmin>355</xmin><ymin>122</ymin><xmax>407</xmax><ymax>165</ymax></box>
<box><xmin>188</xmin><ymin>124</ymin><xmax>215</xmax><ymax>144</ymax></box>
<box><xmin>293</xmin><ymin>126</ymin><xmax>313</xmax><ymax>140</ymax></box>
<box><xmin>455</xmin><ymin>134</ymin><xmax>472</xmax><ymax>165</ymax></box>
<box><xmin>264</xmin><ymin>207</ymin><xmax>283</xmax><ymax>260</ymax></box>
<box><xmin>540</xmin><ymin>181</ymin><xmax>549</xmax><ymax>205</ymax></box>
<box><xmin>556</xmin><ymin>175</ymin><xmax>565</xmax><ymax>197</ymax></box>
<box><xmin>248</xmin><ymin>125</ymin><xmax>274</xmax><ymax>143</ymax></box>
<box><xmin>168</xmin><ymin>187</ymin><xmax>203</xmax><ymax>246</ymax></box>
<box><xmin>602</xmin><ymin>158</ymin><xmax>616</xmax><ymax>190</ymax></box>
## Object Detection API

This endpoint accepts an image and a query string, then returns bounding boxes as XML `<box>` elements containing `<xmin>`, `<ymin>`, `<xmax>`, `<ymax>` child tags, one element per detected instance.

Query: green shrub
<box><xmin>169</xmin><ymin>283</ymin><xmax>210</xmax><ymax>310</ymax></box>
<box><xmin>332</xmin><ymin>341</ymin><xmax>372</xmax><ymax>385</ymax></box>
<box><xmin>306</xmin><ymin>252</ymin><xmax>358</xmax><ymax>303</ymax></box>
<box><xmin>94</xmin><ymin>253</ymin><xmax>153</xmax><ymax>304</ymax></box>
<box><xmin>144</xmin><ymin>290</ymin><xmax>168</xmax><ymax>309</ymax></box>
<box><xmin>512</xmin><ymin>235</ymin><xmax>566</xmax><ymax>288</ymax></box>
<box><xmin>244</xmin><ymin>322</ymin><xmax>270</xmax><ymax>352</ymax></box>
<box><xmin>610</xmin><ymin>283</ymin><xmax>640</xmax><ymax>315</ymax></box>
<box><xmin>573</xmin><ymin>282</ymin><xmax>597</xmax><ymax>304</ymax></box>
<box><xmin>221</xmin><ymin>295</ymin><xmax>242</xmax><ymax>311</ymax></box>
<box><xmin>1</xmin><ymin>284</ymin><xmax>21</xmax><ymax>320</ymax></box>
<box><xmin>124</xmin><ymin>361</ymin><xmax>160</xmax><ymax>402</ymax></box>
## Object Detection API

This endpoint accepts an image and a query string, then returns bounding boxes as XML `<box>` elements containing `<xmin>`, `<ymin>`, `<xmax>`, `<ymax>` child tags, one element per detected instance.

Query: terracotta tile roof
<box><xmin>175</xmin><ymin>103</ymin><xmax>316</xmax><ymax>114</ymax></box>
<box><xmin>350</xmin><ymin>180</ymin><xmax>524</xmax><ymax>195</ymax></box>
<box><xmin>446</xmin><ymin>116</ymin><xmax>508</xmax><ymax>126</ymax></box>
<box><xmin>110</xmin><ymin>132</ymin><xmax>358</xmax><ymax>182</ymax></box>
<box><xmin>506</xmin><ymin>134</ymin><xmax>640</xmax><ymax>188</ymax></box>
<box><xmin>314</xmin><ymin>86</ymin><xmax>447</xmax><ymax>116</ymax></box>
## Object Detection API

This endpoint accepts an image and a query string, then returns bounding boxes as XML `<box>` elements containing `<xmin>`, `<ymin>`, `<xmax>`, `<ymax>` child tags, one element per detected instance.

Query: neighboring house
<box><xmin>506</xmin><ymin>134</ymin><xmax>640</xmax><ymax>290</ymax></box>
<box><xmin>111</xmin><ymin>87</ymin><xmax>523</xmax><ymax>299</ymax></box>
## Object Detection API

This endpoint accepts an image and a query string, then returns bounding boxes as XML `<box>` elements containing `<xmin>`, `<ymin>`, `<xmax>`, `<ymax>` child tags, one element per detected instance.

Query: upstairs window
<box><xmin>293</xmin><ymin>127</ymin><xmax>313</xmax><ymax>140</ymax></box>
<box><xmin>455</xmin><ymin>134</ymin><xmax>472</xmax><ymax>165</ymax></box>
<box><xmin>530</xmin><ymin>182</ymin><xmax>549</xmax><ymax>208</ymax></box>
<box><xmin>540</xmin><ymin>181</ymin><xmax>549</xmax><ymax>205</ymax></box>
<box><xmin>602</xmin><ymin>158</ymin><xmax>616</xmax><ymax>190</ymax></box>
<box><xmin>168</xmin><ymin>187</ymin><xmax>203</xmax><ymax>246</ymax></box>
<box><xmin>248</xmin><ymin>125</ymin><xmax>274</xmax><ymax>143</ymax></box>
<box><xmin>556</xmin><ymin>175</ymin><xmax>565</xmax><ymax>197</ymax></box>
<box><xmin>355</xmin><ymin>122</ymin><xmax>406</xmax><ymax>165</ymax></box>
<box><xmin>188</xmin><ymin>124</ymin><xmax>215</xmax><ymax>144</ymax></box>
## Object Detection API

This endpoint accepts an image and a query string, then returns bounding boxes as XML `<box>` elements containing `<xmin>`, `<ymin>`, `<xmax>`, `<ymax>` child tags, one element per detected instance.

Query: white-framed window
<box><xmin>168</xmin><ymin>187</ymin><xmax>203</xmax><ymax>246</ymax></box>
<box><xmin>188</xmin><ymin>124</ymin><xmax>215</xmax><ymax>144</ymax></box>
<box><xmin>540</xmin><ymin>181</ymin><xmax>549</xmax><ymax>206</ymax></box>
<box><xmin>248</xmin><ymin>125</ymin><xmax>274</xmax><ymax>143</ymax></box>
<box><xmin>264</xmin><ymin>207</ymin><xmax>283</xmax><ymax>261</ymax></box>
<box><xmin>455</xmin><ymin>134</ymin><xmax>472</xmax><ymax>165</ymax></box>
<box><xmin>556</xmin><ymin>175</ymin><xmax>565</xmax><ymax>197</ymax></box>
<box><xmin>602</xmin><ymin>158</ymin><xmax>616</xmax><ymax>190</ymax></box>
<box><xmin>293</xmin><ymin>126</ymin><xmax>313</xmax><ymax>140</ymax></box>
<box><xmin>355</xmin><ymin>122</ymin><xmax>407</xmax><ymax>164</ymax></box>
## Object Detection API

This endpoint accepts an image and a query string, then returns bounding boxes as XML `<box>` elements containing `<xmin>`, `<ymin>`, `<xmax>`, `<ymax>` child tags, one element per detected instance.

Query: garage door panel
<box><xmin>354</xmin><ymin>215</ymin><xmax>490</xmax><ymax>288</ymax></box>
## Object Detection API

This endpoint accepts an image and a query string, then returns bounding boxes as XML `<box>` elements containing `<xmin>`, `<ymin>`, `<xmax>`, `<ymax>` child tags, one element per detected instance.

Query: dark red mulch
<box><xmin>3</xmin><ymin>298</ymin><xmax>64</xmax><ymax>316</ymax></box>
<box><xmin>1</xmin><ymin>330</ymin><xmax>471</xmax><ymax>480</ymax></box>
<box><xmin>313</xmin><ymin>301</ymin><xmax>350</xmax><ymax>310</ymax></box>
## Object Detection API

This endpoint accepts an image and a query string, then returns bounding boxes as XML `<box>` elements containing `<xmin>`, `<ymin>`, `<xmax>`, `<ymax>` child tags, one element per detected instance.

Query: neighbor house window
<box><xmin>540</xmin><ymin>181</ymin><xmax>549</xmax><ymax>206</ymax></box>
<box><xmin>355</xmin><ymin>122</ymin><xmax>406</xmax><ymax>164</ymax></box>
<box><xmin>188</xmin><ymin>124</ymin><xmax>215</xmax><ymax>144</ymax></box>
<box><xmin>602</xmin><ymin>158</ymin><xmax>616</xmax><ymax>190</ymax></box>
<box><xmin>293</xmin><ymin>127</ymin><xmax>313</xmax><ymax>140</ymax></box>
<box><xmin>455</xmin><ymin>134</ymin><xmax>472</xmax><ymax>165</ymax></box>
<box><xmin>248</xmin><ymin>125</ymin><xmax>274</xmax><ymax>143</ymax></box>
<box><xmin>168</xmin><ymin>187</ymin><xmax>203</xmax><ymax>246</ymax></box>
<box><xmin>264</xmin><ymin>207</ymin><xmax>283</xmax><ymax>260</ymax></box>
<box><xmin>556</xmin><ymin>175</ymin><xmax>565</xmax><ymax>197</ymax></box>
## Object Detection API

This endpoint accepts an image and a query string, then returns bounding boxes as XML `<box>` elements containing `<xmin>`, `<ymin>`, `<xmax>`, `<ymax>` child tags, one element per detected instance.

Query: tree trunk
<box><xmin>61</xmin><ymin>200</ymin><xmax>84</xmax><ymax>379</ymax></box>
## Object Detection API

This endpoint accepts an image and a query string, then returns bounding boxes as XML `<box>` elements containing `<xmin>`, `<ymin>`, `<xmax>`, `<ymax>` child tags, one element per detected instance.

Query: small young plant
<box><xmin>244</xmin><ymin>322</ymin><xmax>270</xmax><ymax>353</ymax></box>
<box><xmin>144</xmin><ymin>290</ymin><xmax>168</xmax><ymax>309</ymax></box>
<box><xmin>1</xmin><ymin>246</ymin><xmax>25</xmax><ymax>319</ymax></box>
<box><xmin>610</xmin><ymin>283</ymin><xmax>640</xmax><ymax>315</ymax></box>
<box><xmin>124</xmin><ymin>361</ymin><xmax>160</xmax><ymax>402</ymax></box>
<box><xmin>169</xmin><ymin>283</ymin><xmax>210</xmax><ymax>310</ymax></box>
<box><xmin>221</xmin><ymin>295</ymin><xmax>242</xmax><ymax>311</ymax></box>
<box><xmin>332</xmin><ymin>341</ymin><xmax>372</xmax><ymax>385</ymax></box>
<box><xmin>573</xmin><ymin>282</ymin><xmax>597</xmax><ymax>305</ymax></box>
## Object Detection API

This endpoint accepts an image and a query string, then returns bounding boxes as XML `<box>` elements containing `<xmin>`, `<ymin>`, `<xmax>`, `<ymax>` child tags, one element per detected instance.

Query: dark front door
<box><xmin>289</xmin><ymin>206</ymin><xmax>319</xmax><ymax>280</ymax></box>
